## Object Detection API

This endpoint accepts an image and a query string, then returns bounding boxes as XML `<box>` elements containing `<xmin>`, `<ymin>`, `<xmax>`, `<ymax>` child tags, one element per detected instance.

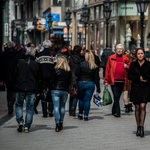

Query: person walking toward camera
<box><xmin>51</xmin><ymin>56</ymin><xmax>71</xmax><ymax>132</ymax></box>
<box><xmin>14</xmin><ymin>47</ymin><xmax>42</xmax><ymax>133</ymax></box>
<box><xmin>75</xmin><ymin>50</ymin><xmax>100</xmax><ymax>121</ymax></box>
<box><xmin>104</xmin><ymin>44</ymin><xmax>130</xmax><ymax>117</ymax></box>
<box><xmin>128</xmin><ymin>48</ymin><xmax>150</xmax><ymax>137</ymax></box>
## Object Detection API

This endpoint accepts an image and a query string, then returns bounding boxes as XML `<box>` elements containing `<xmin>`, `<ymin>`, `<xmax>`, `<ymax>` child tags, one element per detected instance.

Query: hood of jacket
<box><xmin>70</xmin><ymin>54</ymin><xmax>84</xmax><ymax>64</ymax></box>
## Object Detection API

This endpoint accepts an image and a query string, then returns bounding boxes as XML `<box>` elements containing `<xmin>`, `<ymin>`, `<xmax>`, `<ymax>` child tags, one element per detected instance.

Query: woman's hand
<box><xmin>124</xmin><ymin>63</ymin><xmax>128</xmax><ymax>69</ymax></box>
<box><xmin>140</xmin><ymin>76</ymin><xmax>147</xmax><ymax>82</ymax></box>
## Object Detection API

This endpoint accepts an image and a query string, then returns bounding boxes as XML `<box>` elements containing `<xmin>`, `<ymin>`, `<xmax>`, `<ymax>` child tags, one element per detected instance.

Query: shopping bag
<box><xmin>103</xmin><ymin>86</ymin><xmax>112</xmax><ymax>106</ymax></box>
<box><xmin>93</xmin><ymin>94</ymin><xmax>103</xmax><ymax>107</ymax></box>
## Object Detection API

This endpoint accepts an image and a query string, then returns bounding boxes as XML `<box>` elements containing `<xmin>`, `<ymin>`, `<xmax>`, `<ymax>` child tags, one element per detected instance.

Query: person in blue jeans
<box><xmin>14</xmin><ymin>47</ymin><xmax>42</xmax><ymax>133</ymax></box>
<box><xmin>51</xmin><ymin>56</ymin><xmax>71</xmax><ymax>132</ymax></box>
<box><xmin>75</xmin><ymin>50</ymin><xmax>100</xmax><ymax>121</ymax></box>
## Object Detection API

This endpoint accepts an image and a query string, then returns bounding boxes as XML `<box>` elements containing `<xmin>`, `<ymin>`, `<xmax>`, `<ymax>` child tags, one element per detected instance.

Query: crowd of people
<box><xmin>1</xmin><ymin>40</ymin><xmax>150</xmax><ymax>138</ymax></box>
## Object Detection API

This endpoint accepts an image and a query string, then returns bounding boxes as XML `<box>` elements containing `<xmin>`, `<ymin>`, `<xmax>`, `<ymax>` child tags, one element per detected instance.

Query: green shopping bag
<box><xmin>103</xmin><ymin>86</ymin><xmax>112</xmax><ymax>106</ymax></box>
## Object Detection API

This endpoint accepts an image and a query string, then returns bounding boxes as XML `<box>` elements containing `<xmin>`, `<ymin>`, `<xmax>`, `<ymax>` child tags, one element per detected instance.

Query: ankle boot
<box><xmin>59</xmin><ymin>123</ymin><xmax>63</xmax><ymax>130</ymax></box>
<box><xmin>136</xmin><ymin>126</ymin><xmax>141</xmax><ymax>136</ymax></box>
<box><xmin>125</xmin><ymin>105</ymin><xmax>129</xmax><ymax>113</ymax></box>
<box><xmin>129</xmin><ymin>104</ymin><xmax>133</xmax><ymax>112</ymax></box>
<box><xmin>55</xmin><ymin>123</ymin><xmax>60</xmax><ymax>132</ymax></box>
<box><xmin>140</xmin><ymin>126</ymin><xmax>144</xmax><ymax>137</ymax></box>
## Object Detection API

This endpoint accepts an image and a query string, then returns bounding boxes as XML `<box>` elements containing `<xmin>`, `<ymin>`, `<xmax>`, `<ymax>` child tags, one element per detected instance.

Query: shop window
<box><xmin>53</xmin><ymin>0</ymin><xmax>62</xmax><ymax>6</ymax></box>
<box><xmin>38</xmin><ymin>0</ymin><xmax>43</xmax><ymax>17</ymax></box>
<box><xmin>15</xmin><ymin>6</ymin><xmax>17</xmax><ymax>19</ymax></box>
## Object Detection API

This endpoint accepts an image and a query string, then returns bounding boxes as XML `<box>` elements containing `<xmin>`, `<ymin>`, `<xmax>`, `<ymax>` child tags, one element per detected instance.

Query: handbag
<box><xmin>70</xmin><ymin>76</ymin><xmax>78</xmax><ymax>97</ymax></box>
<box><xmin>93</xmin><ymin>94</ymin><xmax>103</xmax><ymax>107</ymax></box>
<box><xmin>103</xmin><ymin>86</ymin><xmax>112</xmax><ymax>106</ymax></box>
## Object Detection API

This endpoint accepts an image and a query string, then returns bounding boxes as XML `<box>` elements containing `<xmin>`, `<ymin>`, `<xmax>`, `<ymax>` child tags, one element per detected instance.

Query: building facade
<box><xmin>71</xmin><ymin>0</ymin><xmax>150</xmax><ymax>53</ymax></box>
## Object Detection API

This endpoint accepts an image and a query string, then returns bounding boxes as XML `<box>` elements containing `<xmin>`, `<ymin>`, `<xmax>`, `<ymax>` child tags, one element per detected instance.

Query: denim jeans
<box><xmin>15</xmin><ymin>92</ymin><xmax>36</xmax><ymax>129</ymax></box>
<box><xmin>111</xmin><ymin>82</ymin><xmax>124</xmax><ymax>115</ymax></box>
<box><xmin>78</xmin><ymin>81</ymin><xmax>95</xmax><ymax>117</ymax></box>
<box><xmin>51</xmin><ymin>90</ymin><xmax>68</xmax><ymax>124</ymax></box>
<box><xmin>69</xmin><ymin>96</ymin><xmax>78</xmax><ymax>114</ymax></box>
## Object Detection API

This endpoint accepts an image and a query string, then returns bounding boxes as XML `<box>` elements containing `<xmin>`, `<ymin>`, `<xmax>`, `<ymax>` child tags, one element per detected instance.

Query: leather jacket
<box><xmin>75</xmin><ymin>61</ymin><xmax>100</xmax><ymax>93</ymax></box>
<box><xmin>51</xmin><ymin>69</ymin><xmax>72</xmax><ymax>92</ymax></box>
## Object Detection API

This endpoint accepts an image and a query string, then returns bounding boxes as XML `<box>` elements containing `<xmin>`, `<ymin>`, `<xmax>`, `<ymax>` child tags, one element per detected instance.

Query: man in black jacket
<box><xmin>14</xmin><ymin>47</ymin><xmax>42</xmax><ymax>133</ymax></box>
<box><xmin>100</xmin><ymin>47</ymin><xmax>114</xmax><ymax>78</ymax></box>
<box><xmin>0</xmin><ymin>41</ymin><xmax>22</xmax><ymax>114</ymax></box>
<box><xmin>36</xmin><ymin>40</ymin><xmax>57</xmax><ymax>117</ymax></box>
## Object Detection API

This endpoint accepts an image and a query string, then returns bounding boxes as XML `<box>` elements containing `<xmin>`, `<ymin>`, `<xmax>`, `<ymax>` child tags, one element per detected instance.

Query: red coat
<box><xmin>104</xmin><ymin>54</ymin><xmax>130</xmax><ymax>86</ymax></box>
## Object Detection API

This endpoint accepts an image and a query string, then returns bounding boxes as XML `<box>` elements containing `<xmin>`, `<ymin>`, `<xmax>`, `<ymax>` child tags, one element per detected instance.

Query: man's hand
<box><xmin>36</xmin><ymin>94</ymin><xmax>40</xmax><ymax>97</ymax></box>
<box><xmin>105</xmin><ymin>83</ymin><xmax>108</xmax><ymax>87</ymax></box>
<box><xmin>140</xmin><ymin>76</ymin><xmax>147</xmax><ymax>82</ymax></box>
<box><xmin>124</xmin><ymin>63</ymin><xmax>128</xmax><ymax>69</ymax></box>
<box><xmin>0</xmin><ymin>81</ymin><xmax>3</xmax><ymax>85</ymax></box>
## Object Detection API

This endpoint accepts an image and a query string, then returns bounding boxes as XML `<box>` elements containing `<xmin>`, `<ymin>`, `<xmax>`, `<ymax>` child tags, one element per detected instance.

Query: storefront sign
<box><xmin>63</xmin><ymin>27</ymin><xmax>72</xmax><ymax>35</ymax></box>
<box><xmin>27</xmin><ymin>22</ymin><xmax>34</xmax><ymax>29</ymax></box>
<box><xmin>37</xmin><ymin>18</ymin><xmax>46</xmax><ymax>30</ymax></box>
<box><xmin>53</xmin><ymin>30</ymin><xmax>63</xmax><ymax>34</ymax></box>
<box><xmin>119</xmin><ymin>2</ymin><xmax>148</xmax><ymax>16</ymax></box>
<box><xmin>5</xmin><ymin>23</ymin><xmax>8</xmax><ymax>36</ymax></box>
<box><xmin>51</xmin><ymin>14</ymin><xmax>60</xmax><ymax>22</ymax></box>
<box><xmin>45</xmin><ymin>13</ymin><xmax>50</xmax><ymax>29</ymax></box>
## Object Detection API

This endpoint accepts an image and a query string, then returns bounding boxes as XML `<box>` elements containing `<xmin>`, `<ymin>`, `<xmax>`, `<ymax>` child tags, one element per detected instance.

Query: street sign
<box><xmin>51</xmin><ymin>14</ymin><xmax>60</xmax><ymax>22</ymax></box>
<box><xmin>5</xmin><ymin>23</ymin><xmax>8</xmax><ymax>36</ymax></box>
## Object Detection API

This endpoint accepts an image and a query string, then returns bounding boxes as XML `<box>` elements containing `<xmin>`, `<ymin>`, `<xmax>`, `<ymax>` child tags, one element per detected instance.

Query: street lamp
<box><xmin>33</xmin><ymin>16</ymin><xmax>38</xmax><ymax>46</ymax></box>
<box><xmin>21</xmin><ymin>19</ymin><xmax>25</xmax><ymax>45</ymax></box>
<box><xmin>65</xmin><ymin>9</ymin><xmax>71</xmax><ymax>46</ymax></box>
<box><xmin>11</xmin><ymin>21</ymin><xmax>16</xmax><ymax>42</ymax></box>
<box><xmin>81</xmin><ymin>5</ymin><xmax>89</xmax><ymax>46</ymax></box>
<box><xmin>48</xmin><ymin>13</ymin><xmax>52</xmax><ymax>40</ymax></box>
<box><xmin>136</xmin><ymin>0</ymin><xmax>149</xmax><ymax>48</ymax></box>
<box><xmin>103</xmin><ymin>0</ymin><xmax>112</xmax><ymax>48</ymax></box>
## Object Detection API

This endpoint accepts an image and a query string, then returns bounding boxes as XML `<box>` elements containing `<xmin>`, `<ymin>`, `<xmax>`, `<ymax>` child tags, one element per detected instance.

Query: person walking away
<box><xmin>91</xmin><ymin>50</ymin><xmax>101</xmax><ymax>68</ymax></box>
<box><xmin>100</xmin><ymin>47</ymin><xmax>114</xmax><ymax>78</ymax></box>
<box><xmin>145</xmin><ymin>47</ymin><xmax>150</xmax><ymax>61</ymax></box>
<box><xmin>0</xmin><ymin>41</ymin><xmax>22</xmax><ymax>114</ymax></box>
<box><xmin>123</xmin><ymin>49</ymin><xmax>136</xmax><ymax>113</ymax></box>
<box><xmin>128</xmin><ymin>48</ymin><xmax>150</xmax><ymax>137</ymax></box>
<box><xmin>104</xmin><ymin>44</ymin><xmax>130</xmax><ymax>117</ymax></box>
<box><xmin>75</xmin><ymin>50</ymin><xmax>100</xmax><ymax>121</ymax></box>
<box><xmin>36</xmin><ymin>40</ymin><xmax>57</xmax><ymax>117</ymax></box>
<box><xmin>51</xmin><ymin>56</ymin><xmax>71</xmax><ymax>132</ymax></box>
<box><xmin>69</xmin><ymin>45</ymin><xmax>85</xmax><ymax>116</ymax></box>
<box><xmin>14</xmin><ymin>47</ymin><xmax>42</xmax><ymax>133</ymax></box>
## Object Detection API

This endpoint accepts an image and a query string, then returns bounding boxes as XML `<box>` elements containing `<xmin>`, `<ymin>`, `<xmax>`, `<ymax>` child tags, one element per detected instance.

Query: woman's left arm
<box><xmin>94</xmin><ymin>67</ymin><xmax>100</xmax><ymax>93</ymax></box>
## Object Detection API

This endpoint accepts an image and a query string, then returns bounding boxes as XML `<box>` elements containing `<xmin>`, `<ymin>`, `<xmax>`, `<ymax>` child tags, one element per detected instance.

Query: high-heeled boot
<box><xmin>55</xmin><ymin>123</ymin><xmax>60</xmax><ymax>132</ymax></box>
<box><xmin>136</xmin><ymin>126</ymin><xmax>141</xmax><ymax>136</ymax></box>
<box><xmin>140</xmin><ymin>126</ymin><xmax>144</xmax><ymax>137</ymax></box>
<box><xmin>59</xmin><ymin>123</ymin><xmax>63</xmax><ymax>130</ymax></box>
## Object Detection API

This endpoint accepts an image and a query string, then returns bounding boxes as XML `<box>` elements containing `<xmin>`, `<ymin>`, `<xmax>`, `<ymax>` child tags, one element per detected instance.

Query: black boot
<box><xmin>59</xmin><ymin>123</ymin><xmax>63</xmax><ymax>130</ymax></box>
<box><xmin>129</xmin><ymin>104</ymin><xmax>133</xmax><ymax>112</ymax></box>
<box><xmin>55</xmin><ymin>123</ymin><xmax>60</xmax><ymax>132</ymax></box>
<box><xmin>125</xmin><ymin>105</ymin><xmax>129</xmax><ymax>113</ymax></box>
<box><xmin>140</xmin><ymin>126</ymin><xmax>144</xmax><ymax>137</ymax></box>
<box><xmin>136</xmin><ymin>126</ymin><xmax>141</xmax><ymax>136</ymax></box>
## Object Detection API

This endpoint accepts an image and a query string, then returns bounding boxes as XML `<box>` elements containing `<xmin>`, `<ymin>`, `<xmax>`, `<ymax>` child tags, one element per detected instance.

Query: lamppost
<box><xmin>33</xmin><ymin>16</ymin><xmax>38</xmax><ymax>46</ymax></box>
<box><xmin>48</xmin><ymin>13</ymin><xmax>52</xmax><ymax>40</ymax></box>
<box><xmin>81</xmin><ymin>5</ymin><xmax>89</xmax><ymax>46</ymax></box>
<box><xmin>21</xmin><ymin>19</ymin><xmax>25</xmax><ymax>45</ymax></box>
<box><xmin>65</xmin><ymin>9</ymin><xmax>71</xmax><ymax>46</ymax></box>
<box><xmin>136</xmin><ymin>0</ymin><xmax>149</xmax><ymax>48</ymax></box>
<box><xmin>11</xmin><ymin>21</ymin><xmax>16</xmax><ymax>42</ymax></box>
<box><xmin>103</xmin><ymin>0</ymin><xmax>112</xmax><ymax>48</ymax></box>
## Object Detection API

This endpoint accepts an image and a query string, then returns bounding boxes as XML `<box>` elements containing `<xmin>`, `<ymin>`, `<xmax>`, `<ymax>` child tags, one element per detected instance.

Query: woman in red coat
<box><xmin>104</xmin><ymin>44</ymin><xmax>130</xmax><ymax>117</ymax></box>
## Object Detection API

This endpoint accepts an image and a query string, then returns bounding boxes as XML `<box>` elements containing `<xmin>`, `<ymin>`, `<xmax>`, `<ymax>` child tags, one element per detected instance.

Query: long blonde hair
<box><xmin>85</xmin><ymin>51</ymin><xmax>97</xmax><ymax>69</ymax></box>
<box><xmin>55</xmin><ymin>56</ymin><xmax>70</xmax><ymax>71</ymax></box>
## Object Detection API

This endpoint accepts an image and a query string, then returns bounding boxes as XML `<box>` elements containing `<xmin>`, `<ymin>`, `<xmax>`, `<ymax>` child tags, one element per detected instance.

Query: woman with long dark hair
<box><xmin>128</xmin><ymin>48</ymin><xmax>150</xmax><ymax>137</ymax></box>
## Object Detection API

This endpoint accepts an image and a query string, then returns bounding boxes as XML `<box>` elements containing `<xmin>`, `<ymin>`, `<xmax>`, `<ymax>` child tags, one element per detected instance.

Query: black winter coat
<box><xmin>100</xmin><ymin>49</ymin><xmax>114</xmax><ymax>68</ymax></box>
<box><xmin>128</xmin><ymin>60</ymin><xmax>150</xmax><ymax>103</ymax></box>
<box><xmin>51</xmin><ymin>69</ymin><xmax>72</xmax><ymax>92</ymax></box>
<box><xmin>14</xmin><ymin>55</ymin><xmax>43</xmax><ymax>93</ymax></box>
<box><xmin>75</xmin><ymin>61</ymin><xmax>100</xmax><ymax>93</ymax></box>
<box><xmin>0</xmin><ymin>49</ymin><xmax>22</xmax><ymax>83</ymax></box>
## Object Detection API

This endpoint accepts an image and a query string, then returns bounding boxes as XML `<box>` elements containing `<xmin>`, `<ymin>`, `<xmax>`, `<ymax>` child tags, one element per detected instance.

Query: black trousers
<box><xmin>42</xmin><ymin>80</ymin><xmax>53</xmax><ymax>115</ymax></box>
<box><xmin>5</xmin><ymin>82</ymin><xmax>15</xmax><ymax>110</ymax></box>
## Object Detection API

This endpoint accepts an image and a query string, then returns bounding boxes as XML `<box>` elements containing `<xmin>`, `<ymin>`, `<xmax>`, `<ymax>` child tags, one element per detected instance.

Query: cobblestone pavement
<box><xmin>0</xmin><ymin>81</ymin><xmax>150</xmax><ymax>150</ymax></box>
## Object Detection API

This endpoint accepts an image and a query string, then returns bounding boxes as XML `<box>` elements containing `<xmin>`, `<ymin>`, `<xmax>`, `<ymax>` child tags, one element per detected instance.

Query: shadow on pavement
<box><xmin>0</xmin><ymin>114</ymin><xmax>15</xmax><ymax>126</ymax></box>
<box><xmin>63</xmin><ymin>126</ymin><xmax>78</xmax><ymax>130</ymax></box>
<box><xmin>88</xmin><ymin>116</ymin><xmax>104</xmax><ymax>120</ymax></box>
<box><xmin>132</xmin><ymin>130</ymin><xmax>150</xmax><ymax>136</ymax></box>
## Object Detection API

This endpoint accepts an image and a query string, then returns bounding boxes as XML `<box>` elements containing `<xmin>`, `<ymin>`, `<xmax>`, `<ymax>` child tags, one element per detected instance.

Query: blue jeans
<box><xmin>111</xmin><ymin>82</ymin><xmax>124</xmax><ymax>114</ymax></box>
<box><xmin>78</xmin><ymin>81</ymin><xmax>95</xmax><ymax>117</ymax></box>
<box><xmin>15</xmin><ymin>92</ymin><xmax>36</xmax><ymax>129</ymax></box>
<box><xmin>69</xmin><ymin>97</ymin><xmax>78</xmax><ymax>114</ymax></box>
<box><xmin>51</xmin><ymin>90</ymin><xmax>68</xmax><ymax>124</ymax></box>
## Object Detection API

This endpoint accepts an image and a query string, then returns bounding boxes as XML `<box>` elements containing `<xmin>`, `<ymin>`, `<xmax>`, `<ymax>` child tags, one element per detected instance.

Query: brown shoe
<box><xmin>17</xmin><ymin>122</ymin><xmax>23</xmax><ymax>132</ymax></box>
<box><xmin>24</xmin><ymin>128</ymin><xmax>30</xmax><ymax>133</ymax></box>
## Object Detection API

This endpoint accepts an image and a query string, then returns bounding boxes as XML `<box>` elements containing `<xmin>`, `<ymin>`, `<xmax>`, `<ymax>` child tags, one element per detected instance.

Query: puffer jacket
<box><xmin>51</xmin><ymin>69</ymin><xmax>72</xmax><ymax>92</ymax></box>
